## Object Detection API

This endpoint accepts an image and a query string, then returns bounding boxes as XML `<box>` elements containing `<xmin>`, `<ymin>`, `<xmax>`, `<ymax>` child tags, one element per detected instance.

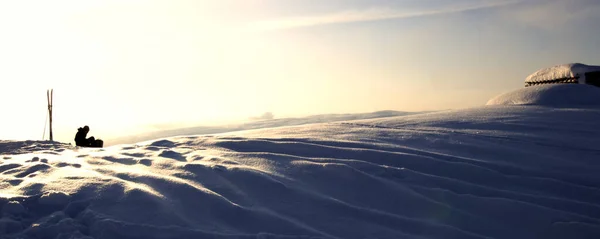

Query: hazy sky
<box><xmin>1</xmin><ymin>0</ymin><xmax>600</xmax><ymax>143</ymax></box>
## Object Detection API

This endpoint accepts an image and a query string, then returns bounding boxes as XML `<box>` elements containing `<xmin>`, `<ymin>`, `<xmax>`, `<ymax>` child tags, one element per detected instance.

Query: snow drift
<box><xmin>2</xmin><ymin>104</ymin><xmax>600</xmax><ymax>239</ymax></box>
<box><xmin>486</xmin><ymin>84</ymin><xmax>600</xmax><ymax>106</ymax></box>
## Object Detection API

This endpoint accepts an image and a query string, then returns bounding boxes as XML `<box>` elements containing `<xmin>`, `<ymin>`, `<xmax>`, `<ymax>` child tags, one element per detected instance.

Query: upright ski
<box><xmin>47</xmin><ymin>89</ymin><xmax>53</xmax><ymax>141</ymax></box>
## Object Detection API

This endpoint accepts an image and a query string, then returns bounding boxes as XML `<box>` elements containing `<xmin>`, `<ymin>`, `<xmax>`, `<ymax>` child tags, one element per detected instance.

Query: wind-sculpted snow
<box><xmin>1</xmin><ymin>106</ymin><xmax>600</xmax><ymax>238</ymax></box>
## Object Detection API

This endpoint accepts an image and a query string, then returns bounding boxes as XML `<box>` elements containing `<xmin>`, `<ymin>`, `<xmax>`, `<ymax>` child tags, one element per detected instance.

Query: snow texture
<box><xmin>2</xmin><ymin>105</ymin><xmax>600</xmax><ymax>238</ymax></box>
<box><xmin>486</xmin><ymin>84</ymin><xmax>600</xmax><ymax>106</ymax></box>
<box><xmin>38</xmin><ymin>191</ymin><xmax>71</xmax><ymax>206</ymax></box>
<box><xmin>525</xmin><ymin>63</ymin><xmax>600</xmax><ymax>84</ymax></box>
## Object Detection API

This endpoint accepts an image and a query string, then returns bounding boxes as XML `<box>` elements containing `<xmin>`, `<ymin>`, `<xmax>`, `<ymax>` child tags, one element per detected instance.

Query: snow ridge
<box><xmin>486</xmin><ymin>84</ymin><xmax>600</xmax><ymax>106</ymax></box>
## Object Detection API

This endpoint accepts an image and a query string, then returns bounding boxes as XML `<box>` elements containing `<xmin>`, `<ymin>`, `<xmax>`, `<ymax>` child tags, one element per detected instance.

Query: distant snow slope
<box><xmin>2</xmin><ymin>106</ymin><xmax>600</xmax><ymax>239</ymax></box>
<box><xmin>108</xmin><ymin>110</ymin><xmax>421</xmax><ymax>146</ymax></box>
<box><xmin>486</xmin><ymin>84</ymin><xmax>600</xmax><ymax>106</ymax></box>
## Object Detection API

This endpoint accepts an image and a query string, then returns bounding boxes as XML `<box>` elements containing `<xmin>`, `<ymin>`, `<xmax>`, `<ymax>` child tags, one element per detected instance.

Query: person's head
<box><xmin>83</xmin><ymin>125</ymin><xmax>89</xmax><ymax>132</ymax></box>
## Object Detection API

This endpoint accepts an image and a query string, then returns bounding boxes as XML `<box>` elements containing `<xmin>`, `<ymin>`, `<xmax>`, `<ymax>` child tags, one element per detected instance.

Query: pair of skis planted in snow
<box><xmin>45</xmin><ymin>89</ymin><xmax>54</xmax><ymax>141</ymax></box>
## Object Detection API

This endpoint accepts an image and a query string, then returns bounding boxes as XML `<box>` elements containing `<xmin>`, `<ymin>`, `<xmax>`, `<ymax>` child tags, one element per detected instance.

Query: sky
<box><xmin>1</xmin><ymin>0</ymin><xmax>600</xmax><ymax>143</ymax></box>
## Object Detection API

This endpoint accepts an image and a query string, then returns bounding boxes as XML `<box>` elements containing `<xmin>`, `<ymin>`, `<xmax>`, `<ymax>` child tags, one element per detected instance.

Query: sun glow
<box><xmin>2</xmin><ymin>0</ymin><xmax>599</xmax><ymax>144</ymax></box>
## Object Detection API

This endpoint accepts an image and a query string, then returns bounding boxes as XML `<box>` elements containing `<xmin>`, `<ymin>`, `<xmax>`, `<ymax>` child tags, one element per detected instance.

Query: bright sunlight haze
<box><xmin>1</xmin><ymin>0</ymin><xmax>600</xmax><ymax>143</ymax></box>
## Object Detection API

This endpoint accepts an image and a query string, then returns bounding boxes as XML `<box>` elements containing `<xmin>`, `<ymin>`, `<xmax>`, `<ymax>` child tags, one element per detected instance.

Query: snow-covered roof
<box><xmin>525</xmin><ymin>63</ymin><xmax>600</xmax><ymax>85</ymax></box>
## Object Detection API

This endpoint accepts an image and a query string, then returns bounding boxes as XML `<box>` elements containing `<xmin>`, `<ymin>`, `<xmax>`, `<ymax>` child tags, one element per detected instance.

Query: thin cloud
<box><xmin>246</xmin><ymin>1</ymin><xmax>520</xmax><ymax>32</ymax></box>
<box><xmin>501</xmin><ymin>0</ymin><xmax>600</xmax><ymax>30</ymax></box>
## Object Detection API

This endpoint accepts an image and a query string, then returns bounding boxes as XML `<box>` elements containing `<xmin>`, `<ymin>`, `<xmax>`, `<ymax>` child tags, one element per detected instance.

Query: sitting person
<box><xmin>74</xmin><ymin>126</ymin><xmax>103</xmax><ymax>147</ymax></box>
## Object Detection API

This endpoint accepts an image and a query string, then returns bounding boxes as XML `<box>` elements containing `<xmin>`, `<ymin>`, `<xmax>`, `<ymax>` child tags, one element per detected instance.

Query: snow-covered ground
<box><xmin>2</xmin><ymin>88</ymin><xmax>600</xmax><ymax>238</ymax></box>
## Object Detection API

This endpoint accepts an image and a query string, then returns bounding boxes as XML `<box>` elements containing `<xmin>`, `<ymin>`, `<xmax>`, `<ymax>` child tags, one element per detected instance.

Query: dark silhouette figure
<box><xmin>75</xmin><ymin>126</ymin><xmax>103</xmax><ymax>147</ymax></box>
